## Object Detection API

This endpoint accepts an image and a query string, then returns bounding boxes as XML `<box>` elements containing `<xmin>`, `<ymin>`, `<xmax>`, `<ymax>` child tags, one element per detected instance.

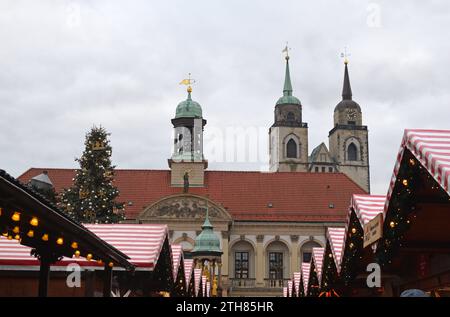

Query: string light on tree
<box><xmin>58</xmin><ymin>126</ymin><xmax>125</xmax><ymax>224</ymax></box>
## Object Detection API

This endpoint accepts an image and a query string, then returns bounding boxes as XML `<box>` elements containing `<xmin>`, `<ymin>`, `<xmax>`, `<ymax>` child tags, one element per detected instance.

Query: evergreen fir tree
<box><xmin>59</xmin><ymin>126</ymin><xmax>125</xmax><ymax>223</ymax></box>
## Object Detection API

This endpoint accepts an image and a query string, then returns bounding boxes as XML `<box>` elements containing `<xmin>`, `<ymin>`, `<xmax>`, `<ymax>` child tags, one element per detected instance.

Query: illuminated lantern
<box><xmin>42</xmin><ymin>234</ymin><xmax>49</xmax><ymax>241</ymax></box>
<box><xmin>351</xmin><ymin>228</ymin><xmax>356</xmax><ymax>234</ymax></box>
<box><xmin>14</xmin><ymin>234</ymin><xmax>20</xmax><ymax>240</ymax></box>
<box><xmin>390</xmin><ymin>221</ymin><xmax>395</xmax><ymax>228</ymax></box>
<box><xmin>74</xmin><ymin>250</ymin><xmax>81</xmax><ymax>258</ymax></box>
<box><xmin>30</xmin><ymin>217</ymin><xmax>39</xmax><ymax>227</ymax></box>
<box><xmin>402</xmin><ymin>179</ymin><xmax>408</xmax><ymax>186</ymax></box>
<box><xmin>27</xmin><ymin>230</ymin><xmax>34</xmax><ymax>238</ymax></box>
<box><xmin>56</xmin><ymin>237</ymin><xmax>64</xmax><ymax>245</ymax></box>
<box><xmin>13</xmin><ymin>226</ymin><xmax>20</xmax><ymax>234</ymax></box>
<box><xmin>12</xmin><ymin>212</ymin><xmax>20</xmax><ymax>222</ymax></box>
<box><xmin>71</xmin><ymin>242</ymin><xmax>78</xmax><ymax>249</ymax></box>
<box><xmin>86</xmin><ymin>254</ymin><xmax>93</xmax><ymax>261</ymax></box>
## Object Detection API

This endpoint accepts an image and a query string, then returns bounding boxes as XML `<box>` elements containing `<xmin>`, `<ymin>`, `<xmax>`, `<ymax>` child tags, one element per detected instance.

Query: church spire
<box><xmin>276</xmin><ymin>45</ymin><xmax>300</xmax><ymax>106</ymax></box>
<box><xmin>283</xmin><ymin>55</ymin><xmax>293</xmax><ymax>96</ymax></box>
<box><xmin>342</xmin><ymin>60</ymin><xmax>352</xmax><ymax>100</ymax></box>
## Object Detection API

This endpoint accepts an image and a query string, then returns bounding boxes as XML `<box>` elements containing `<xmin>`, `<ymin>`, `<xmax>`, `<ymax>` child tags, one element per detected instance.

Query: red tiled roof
<box><xmin>18</xmin><ymin>168</ymin><xmax>366</xmax><ymax>222</ymax></box>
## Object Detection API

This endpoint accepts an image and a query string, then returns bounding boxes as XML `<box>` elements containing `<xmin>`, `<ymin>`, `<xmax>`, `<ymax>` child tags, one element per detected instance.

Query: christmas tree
<box><xmin>59</xmin><ymin>126</ymin><xmax>125</xmax><ymax>223</ymax></box>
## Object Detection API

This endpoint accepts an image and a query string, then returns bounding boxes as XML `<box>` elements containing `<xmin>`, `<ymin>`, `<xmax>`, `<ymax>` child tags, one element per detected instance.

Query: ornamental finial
<box><xmin>282</xmin><ymin>42</ymin><xmax>291</xmax><ymax>60</ymax></box>
<box><xmin>340</xmin><ymin>46</ymin><xmax>351</xmax><ymax>64</ymax></box>
<box><xmin>179</xmin><ymin>72</ymin><xmax>196</xmax><ymax>93</ymax></box>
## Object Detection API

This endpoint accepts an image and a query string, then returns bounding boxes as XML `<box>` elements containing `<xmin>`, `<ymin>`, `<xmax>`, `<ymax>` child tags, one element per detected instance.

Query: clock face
<box><xmin>346</xmin><ymin>109</ymin><xmax>357</xmax><ymax>120</ymax></box>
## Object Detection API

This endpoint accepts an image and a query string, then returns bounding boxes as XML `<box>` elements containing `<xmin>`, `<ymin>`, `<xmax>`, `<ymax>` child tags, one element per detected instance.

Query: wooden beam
<box><xmin>103</xmin><ymin>264</ymin><xmax>112</xmax><ymax>297</ymax></box>
<box><xmin>38</xmin><ymin>256</ymin><xmax>50</xmax><ymax>297</ymax></box>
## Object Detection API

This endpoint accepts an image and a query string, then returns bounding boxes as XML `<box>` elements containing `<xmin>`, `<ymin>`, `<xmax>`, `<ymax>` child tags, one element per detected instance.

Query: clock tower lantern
<box><xmin>328</xmin><ymin>60</ymin><xmax>370</xmax><ymax>192</ymax></box>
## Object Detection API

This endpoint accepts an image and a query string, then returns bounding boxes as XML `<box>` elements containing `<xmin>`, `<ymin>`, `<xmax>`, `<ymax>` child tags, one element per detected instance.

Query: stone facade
<box><xmin>269</xmin><ymin>126</ymin><xmax>309</xmax><ymax>172</ymax></box>
<box><xmin>136</xmin><ymin>193</ymin><xmax>338</xmax><ymax>297</ymax></box>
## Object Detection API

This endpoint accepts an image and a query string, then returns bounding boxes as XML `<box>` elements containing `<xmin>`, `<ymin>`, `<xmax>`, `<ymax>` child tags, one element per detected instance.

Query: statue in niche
<box><xmin>183</xmin><ymin>171</ymin><xmax>190</xmax><ymax>193</ymax></box>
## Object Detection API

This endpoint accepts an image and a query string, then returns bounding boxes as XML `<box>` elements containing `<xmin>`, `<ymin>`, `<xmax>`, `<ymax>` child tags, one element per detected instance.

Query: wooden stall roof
<box><xmin>385</xmin><ymin>129</ymin><xmax>450</xmax><ymax>215</ymax></box>
<box><xmin>326</xmin><ymin>227</ymin><xmax>346</xmax><ymax>273</ymax></box>
<box><xmin>302</xmin><ymin>262</ymin><xmax>311</xmax><ymax>295</ymax></box>
<box><xmin>312</xmin><ymin>247</ymin><xmax>325</xmax><ymax>286</ymax></box>
<box><xmin>0</xmin><ymin>223</ymin><xmax>168</xmax><ymax>270</ymax></box>
<box><xmin>0</xmin><ymin>170</ymin><xmax>132</xmax><ymax>270</ymax></box>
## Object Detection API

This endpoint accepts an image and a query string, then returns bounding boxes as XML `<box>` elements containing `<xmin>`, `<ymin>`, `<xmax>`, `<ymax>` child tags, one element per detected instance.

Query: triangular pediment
<box><xmin>138</xmin><ymin>194</ymin><xmax>232</xmax><ymax>222</ymax></box>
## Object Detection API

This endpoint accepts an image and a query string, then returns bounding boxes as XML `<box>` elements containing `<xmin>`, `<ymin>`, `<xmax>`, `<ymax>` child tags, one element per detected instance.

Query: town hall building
<box><xmin>19</xmin><ymin>52</ymin><xmax>369</xmax><ymax>296</ymax></box>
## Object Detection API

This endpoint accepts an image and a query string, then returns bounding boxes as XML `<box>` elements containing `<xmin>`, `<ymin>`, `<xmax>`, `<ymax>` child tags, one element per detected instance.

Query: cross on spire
<box><xmin>340</xmin><ymin>46</ymin><xmax>351</xmax><ymax>64</ymax></box>
<box><xmin>282</xmin><ymin>42</ymin><xmax>291</xmax><ymax>60</ymax></box>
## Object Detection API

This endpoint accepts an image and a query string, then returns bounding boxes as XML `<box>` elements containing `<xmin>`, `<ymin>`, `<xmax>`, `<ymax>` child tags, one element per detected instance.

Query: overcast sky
<box><xmin>1</xmin><ymin>0</ymin><xmax>449</xmax><ymax>195</ymax></box>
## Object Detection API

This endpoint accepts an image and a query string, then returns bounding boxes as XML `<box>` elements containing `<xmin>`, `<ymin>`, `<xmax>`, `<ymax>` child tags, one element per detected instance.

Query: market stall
<box><xmin>375</xmin><ymin>129</ymin><xmax>450</xmax><ymax>296</ymax></box>
<box><xmin>0</xmin><ymin>170</ymin><xmax>133</xmax><ymax>297</ymax></box>
<box><xmin>0</xmin><ymin>222</ymin><xmax>173</xmax><ymax>296</ymax></box>
<box><xmin>320</xmin><ymin>227</ymin><xmax>345</xmax><ymax>296</ymax></box>
<box><xmin>339</xmin><ymin>194</ymin><xmax>385</xmax><ymax>296</ymax></box>
<box><xmin>183</xmin><ymin>259</ymin><xmax>195</xmax><ymax>297</ymax></box>
<box><xmin>307</xmin><ymin>247</ymin><xmax>324</xmax><ymax>297</ymax></box>
<box><xmin>170</xmin><ymin>244</ymin><xmax>186</xmax><ymax>297</ymax></box>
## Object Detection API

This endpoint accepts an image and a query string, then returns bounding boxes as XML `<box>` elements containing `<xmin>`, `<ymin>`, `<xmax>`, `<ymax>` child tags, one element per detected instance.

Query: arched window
<box><xmin>287</xmin><ymin>112</ymin><xmax>295</xmax><ymax>122</ymax></box>
<box><xmin>300</xmin><ymin>241</ymin><xmax>321</xmax><ymax>263</ymax></box>
<box><xmin>347</xmin><ymin>143</ymin><xmax>357</xmax><ymax>161</ymax></box>
<box><xmin>286</xmin><ymin>139</ymin><xmax>297</xmax><ymax>158</ymax></box>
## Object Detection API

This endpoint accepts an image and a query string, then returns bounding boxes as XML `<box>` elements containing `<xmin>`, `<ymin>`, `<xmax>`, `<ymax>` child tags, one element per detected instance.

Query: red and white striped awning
<box><xmin>326</xmin><ymin>227</ymin><xmax>346</xmax><ymax>273</ymax></box>
<box><xmin>194</xmin><ymin>268</ymin><xmax>202</xmax><ymax>297</ymax></box>
<box><xmin>302</xmin><ymin>262</ymin><xmax>311</xmax><ymax>295</ymax></box>
<box><xmin>349</xmin><ymin>194</ymin><xmax>386</xmax><ymax>228</ymax></box>
<box><xmin>312</xmin><ymin>247</ymin><xmax>325</xmax><ymax>285</ymax></box>
<box><xmin>202</xmin><ymin>275</ymin><xmax>207</xmax><ymax>297</ymax></box>
<box><xmin>293</xmin><ymin>272</ymin><xmax>301</xmax><ymax>297</ymax></box>
<box><xmin>287</xmin><ymin>280</ymin><xmax>293</xmax><ymax>297</ymax></box>
<box><xmin>386</xmin><ymin>129</ymin><xmax>450</xmax><ymax>215</ymax></box>
<box><xmin>283</xmin><ymin>287</ymin><xmax>288</xmax><ymax>297</ymax></box>
<box><xmin>170</xmin><ymin>244</ymin><xmax>183</xmax><ymax>280</ymax></box>
<box><xmin>0</xmin><ymin>224</ymin><xmax>169</xmax><ymax>270</ymax></box>
<box><xmin>184</xmin><ymin>259</ymin><xmax>194</xmax><ymax>290</ymax></box>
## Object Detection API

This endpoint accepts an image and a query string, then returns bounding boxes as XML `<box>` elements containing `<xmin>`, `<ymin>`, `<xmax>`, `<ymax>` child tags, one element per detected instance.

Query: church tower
<box><xmin>168</xmin><ymin>80</ymin><xmax>207</xmax><ymax>187</ymax></box>
<box><xmin>269</xmin><ymin>50</ymin><xmax>309</xmax><ymax>172</ymax></box>
<box><xmin>328</xmin><ymin>60</ymin><xmax>370</xmax><ymax>192</ymax></box>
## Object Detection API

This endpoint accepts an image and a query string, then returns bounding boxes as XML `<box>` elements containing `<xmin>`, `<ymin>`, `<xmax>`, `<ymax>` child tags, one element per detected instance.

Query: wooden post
<box><xmin>84</xmin><ymin>270</ymin><xmax>95</xmax><ymax>297</ymax></box>
<box><xmin>38</xmin><ymin>256</ymin><xmax>51</xmax><ymax>297</ymax></box>
<box><xmin>103</xmin><ymin>264</ymin><xmax>112</xmax><ymax>297</ymax></box>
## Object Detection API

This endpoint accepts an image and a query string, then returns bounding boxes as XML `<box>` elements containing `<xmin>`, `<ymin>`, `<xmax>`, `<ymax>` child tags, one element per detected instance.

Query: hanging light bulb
<box><xmin>14</xmin><ymin>234</ymin><xmax>20</xmax><ymax>240</ymax></box>
<box><xmin>56</xmin><ymin>237</ymin><xmax>64</xmax><ymax>245</ymax></box>
<box><xmin>86</xmin><ymin>254</ymin><xmax>93</xmax><ymax>261</ymax></box>
<box><xmin>42</xmin><ymin>234</ymin><xmax>49</xmax><ymax>241</ymax></box>
<box><xmin>27</xmin><ymin>230</ymin><xmax>34</xmax><ymax>238</ymax></box>
<box><xmin>11</xmin><ymin>212</ymin><xmax>20</xmax><ymax>222</ymax></box>
<box><xmin>351</xmin><ymin>228</ymin><xmax>356</xmax><ymax>234</ymax></box>
<box><xmin>390</xmin><ymin>221</ymin><xmax>395</xmax><ymax>228</ymax></box>
<box><xmin>30</xmin><ymin>217</ymin><xmax>38</xmax><ymax>227</ymax></box>
<box><xmin>74</xmin><ymin>250</ymin><xmax>81</xmax><ymax>258</ymax></box>
<box><xmin>13</xmin><ymin>226</ymin><xmax>20</xmax><ymax>234</ymax></box>
<box><xmin>402</xmin><ymin>179</ymin><xmax>408</xmax><ymax>186</ymax></box>
<box><xmin>71</xmin><ymin>242</ymin><xmax>78</xmax><ymax>249</ymax></box>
